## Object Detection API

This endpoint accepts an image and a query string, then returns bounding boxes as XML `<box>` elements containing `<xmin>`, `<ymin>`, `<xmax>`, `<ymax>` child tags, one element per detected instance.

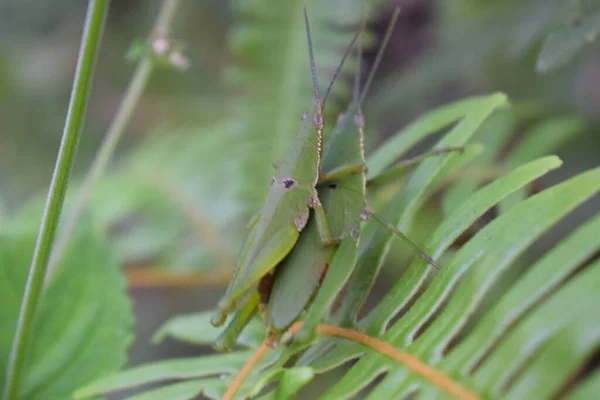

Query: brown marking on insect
<box><xmin>308</xmin><ymin>194</ymin><xmax>321</xmax><ymax>208</ymax></box>
<box><xmin>359</xmin><ymin>207</ymin><xmax>371</xmax><ymax>221</ymax></box>
<box><xmin>258</xmin><ymin>271</ymin><xmax>275</xmax><ymax>312</ymax></box>
<box><xmin>350</xmin><ymin>226</ymin><xmax>360</xmax><ymax>246</ymax></box>
<box><xmin>295</xmin><ymin>211</ymin><xmax>309</xmax><ymax>231</ymax></box>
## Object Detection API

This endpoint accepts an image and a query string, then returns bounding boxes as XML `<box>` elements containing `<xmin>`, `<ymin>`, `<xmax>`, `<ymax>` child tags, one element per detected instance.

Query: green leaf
<box><xmin>313</xmin><ymin>167</ymin><xmax>600</xmax><ymax>399</ymax></box>
<box><xmin>443</xmin><ymin>212</ymin><xmax>600</xmax><ymax>372</ymax></box>
<box><xmin>123</xmin><ymin>379</ymin><xmax>224</xmax><ymax>400</ymax></box>
<box><xmin>366</xmin><ymin>94</ymin><xmax>507</xmax><ymax>180</ymax></box>
<box><xmin>298</xmin><ymin>155</ymin><xmax>563</xmax><ymax>371</ymax></box>
<box><xmin>153</xmin><ymin>311</ymin><xmax>264</xmax><ymax>348</ymax></box>
<box><xmin>565</xmin><ymin>368</ymin><xmax>600</xmax><ymax>400</ymax></box>
<box><xmin>334</xmin><ymin>92</ymin><xmax>508</xmax><ymax>325</ymax></box>
<box><xmin>0</xmin><ymin>224</ymin><xmax>133</xmax><ymax>399</ymax></box>
<box><xmin>73</xmin><ymin>352</ymin><xmax>252</xmax><ymax>399</ymax></box>
<box><xmin>275</xmin><ymin>367</ymin><xmax>314</xmax><ymax>399</ymax></box>
<box><xmin>472</xmin><ymin>260</ymin><xmax>600</xmax><ymax>396</ymax></box>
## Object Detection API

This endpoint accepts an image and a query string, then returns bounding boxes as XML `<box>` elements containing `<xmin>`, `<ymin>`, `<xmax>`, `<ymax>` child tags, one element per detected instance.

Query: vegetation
<box><xmin>1</xmin><ymin>0</ymin><xmax>599</xmax><ymax>399</ymax></box>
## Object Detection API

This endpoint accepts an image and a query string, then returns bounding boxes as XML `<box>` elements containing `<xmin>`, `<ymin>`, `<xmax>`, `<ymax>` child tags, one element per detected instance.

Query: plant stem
<box><xmin>2</xmin><ymin>1</ymin><xmax>109</xmax><ymax>399</ymax></box>
<box><xmin>48</xmin><ymin>0</ymin><xmax>183</xmax><ymax>273</ymax></box>
<box><xmin>223</xmin><ymin>322</ymin><xmax>480</xmax><ymax>400</ymax></box>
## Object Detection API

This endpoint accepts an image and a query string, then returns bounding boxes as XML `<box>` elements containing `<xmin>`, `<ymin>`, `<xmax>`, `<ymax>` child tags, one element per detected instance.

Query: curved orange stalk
<box><xmin>222</xmin><ymin>341</ymin><xmax>270</xmax><ymax>400</ymax></box>
<box><xmin>223</xmin><ymin>322</ymin><xmax>479</xmax><ymax>400</ymax></box>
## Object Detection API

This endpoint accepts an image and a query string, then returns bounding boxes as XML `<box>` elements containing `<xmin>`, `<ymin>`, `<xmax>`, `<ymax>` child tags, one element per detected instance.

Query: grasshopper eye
<box><xmin>328</xmin><ymin>183</ymin><xmax>338</xmax><ymax>190</ymax></box>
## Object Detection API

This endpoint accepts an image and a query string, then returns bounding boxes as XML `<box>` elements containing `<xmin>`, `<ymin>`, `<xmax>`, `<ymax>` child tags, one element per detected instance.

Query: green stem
<box><xmin>48</xmin><ymin>0</ymin><xmax>183</xmax><ymax>273</ymax></box>
<box><xmin>2</xmin><ymin>1</ymin><xmax>110</xmax><ymax>399</ymax></box>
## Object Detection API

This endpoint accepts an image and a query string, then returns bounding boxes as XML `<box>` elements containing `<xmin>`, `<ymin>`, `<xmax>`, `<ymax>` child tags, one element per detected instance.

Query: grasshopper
<box><xmin>210</xmin><ymin>8</ymin><xmax>361</xmax><ymax>328</ymax></box>
<box><xmin>215</xmin><ymin>8</ymin><xmax>463</xmax><ymax>350</ymax></box>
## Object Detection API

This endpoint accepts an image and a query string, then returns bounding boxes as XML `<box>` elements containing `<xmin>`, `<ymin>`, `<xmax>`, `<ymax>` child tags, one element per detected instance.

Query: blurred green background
<box><xmin>1</xmin><ymin>0</ymin><xmax>599</xmax><ymax>397</ymax></box>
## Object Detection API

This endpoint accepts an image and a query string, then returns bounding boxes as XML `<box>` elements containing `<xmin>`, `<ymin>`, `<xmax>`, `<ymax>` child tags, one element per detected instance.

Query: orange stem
<box><xmin>222</xmin><ymin>342</ymin><xmax>270</xmax><ymax>400</ymax></box>
<box><xmin>223</xmin><ymin>322</ymin><xmax>479</xmax><ymax>400</ymax></box>
<box><xmin>311</xmin><ymin>324</ymin><xmax>479</xmax><ymax>400</ymax></box>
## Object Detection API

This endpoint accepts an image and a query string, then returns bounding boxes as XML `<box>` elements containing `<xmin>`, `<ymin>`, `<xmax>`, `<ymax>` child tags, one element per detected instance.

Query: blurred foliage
<box><xmin>0</xmin><ymin>222</ymin><xmax>133</xmax><ymax>399</ymax></box>
<box><xmin>1</xmin><ymin>0</ymin><xmax>599</xmax><ymax>398</ymax></box>
<box><xmin>1</xmin><ymin>0</ymin><xmax>598</xmax><ymax>272</ymax></box>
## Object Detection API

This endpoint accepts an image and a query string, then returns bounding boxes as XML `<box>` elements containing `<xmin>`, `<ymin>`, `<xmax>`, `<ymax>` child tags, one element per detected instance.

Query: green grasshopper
<box><xmin>210</xmin><ymin>8</ymin><xmax>361</xmax><ymax>328</ymax></box>
<box><xmin>264</xmin><ymin>8</ymin><xmax>447</xmax><ymax>343</ymax></box>
<box><xmin>215</xmin><ymin>8</ymin><xmax>463</xmax><ymax>350</ymax></box>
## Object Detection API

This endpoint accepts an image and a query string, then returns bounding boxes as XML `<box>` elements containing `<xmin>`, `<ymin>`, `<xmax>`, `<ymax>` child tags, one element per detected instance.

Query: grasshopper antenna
<box><xmin>303</xmin><ymin>7</ymin><xmax>321</xmax><ymax>104</ymax></box>
<box><xmin>353</xmin><ymin>19</ymin><xmax>365</xmax><ymax>102</ymax></box>
<box><xmin>359</xmin><ymin>7</ymin><xmax>400</xmax><ymax>105</ymax></box>
<box><xmin>323</xmin><ymin>18</ymin><xmax>367</xmax><ymax>107</ymax></box>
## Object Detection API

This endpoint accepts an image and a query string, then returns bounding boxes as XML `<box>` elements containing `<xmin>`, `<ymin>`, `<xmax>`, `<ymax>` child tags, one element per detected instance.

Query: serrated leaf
<box><xmin>0</xmin><ymin>225</ymin><xmax>133</xmax><ymax>399</ymax></box>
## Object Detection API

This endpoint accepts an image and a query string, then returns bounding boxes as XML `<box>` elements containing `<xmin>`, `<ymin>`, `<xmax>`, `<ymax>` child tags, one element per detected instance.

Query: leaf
<box><xmin>498</xmin><ymin>115</ymin><xmax>586</xmax><ymax>214</ymax></box>
<box><xmin>275</xmin><ymin>367</ymin><xmax>314</xmax><ymax>399</ymax></box>
<box><xmin>442</xmin><ymin>212</ymin><xmax>600</xmax><ymax>373</ymax></box>
<box><xmin>313</xmin><ymin>167</ymin><xmax>600</xmax><ymax>399</ymax></box>
<box><xmin>297</xmin><ymin>155</ymin><xmax>563</xmax><ymax>371</ymax></box>
<box><xmin>153</xmin><ymin>311</ymin><xmax>264</xmax><ymax>348</ymax></box>
<box><xmin>565</xmin><ymin>368</ymin><xmax>600</xmax><ymax>400</ymax></box>
<box><xmin>74</xmin><ymin>352</ymin><xmax>252</xmax><ymax>399</ymax></box>
<box><xmin>366</xmin><ymin>95</ymin><xmax>505</xmax><ymax>180</ymax></box>
<box><xmin>333</xmin><ymin>93</ymin><xmax>508</xmax><ymax>325</ymax></box>
<box><xmin>123</xmin><ymin>379</ymin><xmax>224</xmax><ymax>400</ymax></box>
<box><xmin>0</xmin><ymin>224</ymin><xmax>133</xmax><ymax>399</ymax></box>
<box><xmin>537</xmin><ymin>10</ymin><xmax>600</xmax><ymax>73</ymax></box>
